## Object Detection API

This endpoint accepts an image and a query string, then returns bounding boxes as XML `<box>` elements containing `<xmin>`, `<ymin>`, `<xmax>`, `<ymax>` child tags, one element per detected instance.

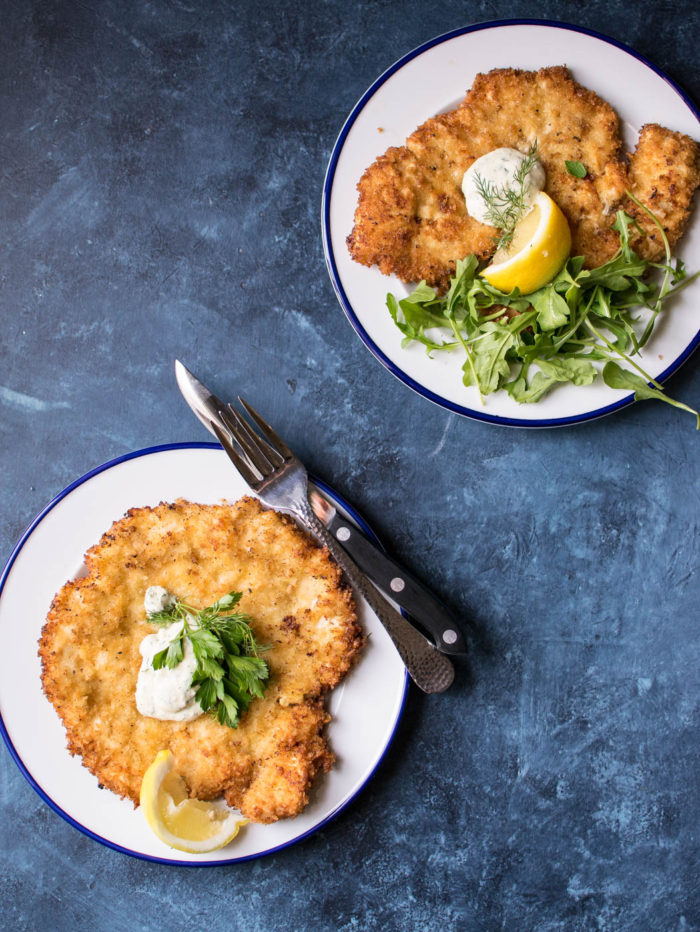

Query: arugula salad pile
<box><xmin>387</xmin><ymin>199</ymin><xmax>699</xmax><ymax>426</ymax></box>
<box><xmin>148</xmin><ymin>590</ymin><xmax>269</xmax><ymax>728</ymax></box>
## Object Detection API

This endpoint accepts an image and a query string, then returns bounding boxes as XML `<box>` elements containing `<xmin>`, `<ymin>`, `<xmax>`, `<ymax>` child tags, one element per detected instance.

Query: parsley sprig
<box><xmin>386</xmin><ymin>203</ymin><xmax>700</xmax><ymax>427</ymax></box>
<box><xmin>147</xmin><ymin>591</ymin><xmax>269</xmax><ymax>728</ymax></box>
<box><xmin>474</xmin><ymin>142</ymin><xmax>540</xmax><ymax>251</ymax></box>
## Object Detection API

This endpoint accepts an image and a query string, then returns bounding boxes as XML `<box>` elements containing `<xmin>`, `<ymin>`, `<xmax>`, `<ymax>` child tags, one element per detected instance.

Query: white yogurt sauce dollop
<box><xmin>462</xmin><ymin>147</ymin><xmax>545</xmax><ymax>225</ymax></box>
<box><xmin>144</xmin><ymin>585</ymin><xmax>176</xmax><ymax>615</ymax></box>
<box><xmin>136</xmin><ymin>589</ymin><xmax>203</xmax><ymax>723</ymax></box>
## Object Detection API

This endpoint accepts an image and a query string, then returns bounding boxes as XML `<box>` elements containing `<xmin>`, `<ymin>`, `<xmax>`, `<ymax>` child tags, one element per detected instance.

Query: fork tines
<box><xmin>238</xmin><ymin>398</ymin><xmax>294</xmax><ymax>460</ymax></box>
<box><xmin>212</xmin><ymin>397</ymin><xmax>292</xmax><ymax>485</ymax></box>
<box><xmin>210</xmin><ymin>420</ymin><xmax>261</xmax><ymax>488</ymax></box>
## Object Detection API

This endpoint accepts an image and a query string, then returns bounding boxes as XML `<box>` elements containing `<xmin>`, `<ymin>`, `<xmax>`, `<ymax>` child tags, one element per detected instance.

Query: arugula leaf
<box><xmin>468</xmin><ymin>323</ymin><xmax>516</xmax><ymax>394</ymax></box>
<box><xmin>404</xmin><ymin>281</ymin><xmax>438</xmax><ymax>304</ymax></box>
<box><xmin>445</xmin><ymin>255</ymin><xmax>479</xmax><ymax>317</ymax></box>
<box><xmin>386</xmin><ymin>291</ymin><xmax>457</xmax><ymax>352</ymax></box>
<box><xmin>611</xmin><ymin>210</ymin><xmax>644</xmax><ymax>260</ymax></box>
<box><xmin>583</xmin><ymin>253</ymin><xmax>648</xmax><ymax>291</ymax></box>
<box><xmin>565</xmin><ymin>160</ymin><xmax>587</xmax><ymax>179</ymax></box>
<box><xmin>588</xmin><ymin>314</ymin><xmax>633</xmax><ymax>353</ymax></box>
<box><xmin>529</xmin><ymin>286</ymin><xmax>570</xmax><ymax>331</ymax></box>
<box><xmin>384</xmin><ymin>205</ymin><xmax>698</xmax><ymax>425</ymax></box>
<box><xmin>537</xmin><ymin>356</ymin><xmax>597</xmax><ymax>386</ymax></box>
<box><xmin>146</xmin><ymin>590</ymin><xmax>270</xmax><ymax>727</ymax></box>
<box><xmin>506</xmin><ymin>369</ymin><xmax>556</xmax><ymax>403</ymax></box>
<box><xmin>506</xmin><ymin>356</ymin><xmax>597</xmax><ymax>404</ymax></box>
<box><xmin>672</xmin><ymin>258</ymin><xmax>687</xmax><ymax>284</ymax></box>
<box><xmin>602</xmin><ymin>362</ymin><xmax>700</xmax><ymax>428</ymax></box>
<box><xmin>557</xmin><ymin>255</ymin><xmax>586</xmax><ymax>282</ymax></box>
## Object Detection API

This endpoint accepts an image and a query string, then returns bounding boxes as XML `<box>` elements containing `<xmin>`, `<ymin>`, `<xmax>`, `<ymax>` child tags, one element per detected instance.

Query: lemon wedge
<box><xmin>140</xmin><ymin>750</ymin><xmax>246</xmax><ymax>853</ymax></box>
<box><xmin>481</xmin><ymin>191</ymin><xmax>571</xmax><ymax>295</ymax></box>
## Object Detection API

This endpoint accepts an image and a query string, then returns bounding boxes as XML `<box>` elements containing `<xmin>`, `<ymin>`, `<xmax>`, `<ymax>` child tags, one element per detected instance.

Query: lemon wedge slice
<box><xmin>481</xmin><ymin>191</ymin><xmax>571</xmax><ymax>295</ymax></box>
<box><xmin>140</xmin><ymin>750</ymin><xmax>246</xmax><ymax>853</ymax></box>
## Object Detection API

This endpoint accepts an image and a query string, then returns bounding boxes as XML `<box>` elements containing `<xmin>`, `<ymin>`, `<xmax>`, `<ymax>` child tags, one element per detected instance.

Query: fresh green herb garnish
<box><xmin>565</xmin><ymin>160</ymin><xmax>587</xmax><ymax>178</ymax></box>
<box><xmin>474</xmin><ymin>141</ymin><xmax>540</xmax><ymax>251</ymax></box>
<box><xmin>602</xmin><ymin>362</ymin><xmax>700</xmax><ymax>422</ymax></box>
<box><xmin>387</xmin><ymin>207</ymin><xmax>700</xmax><ymax>427</ymax></box>
<box><xmin>148</xmin><ymin>591</ymin><xmax>269</xmax><ymax>728</ymax></box>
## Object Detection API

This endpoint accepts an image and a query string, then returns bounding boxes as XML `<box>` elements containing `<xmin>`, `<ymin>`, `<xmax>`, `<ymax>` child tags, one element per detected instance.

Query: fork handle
<box><xmin>299</xmin><ymin>499</ymin><xmax>455</xmax><ymax>693</ymax></box>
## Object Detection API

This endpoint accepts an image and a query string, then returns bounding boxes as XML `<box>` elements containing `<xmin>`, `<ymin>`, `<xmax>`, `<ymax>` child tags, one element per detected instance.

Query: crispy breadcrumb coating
<box><xmin>39</xmin><ymin>497</ymin><xmax>364</xmax><ymax>824</ymax></box>
<box><xmin>347</xmin><ymin>66</ymin><xmax>699</xmax><ymax>291</ymax></box>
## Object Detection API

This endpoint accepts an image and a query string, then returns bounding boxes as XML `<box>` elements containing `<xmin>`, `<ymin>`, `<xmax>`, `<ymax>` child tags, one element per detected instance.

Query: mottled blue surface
<box><xmin>1</xmin><ymin>2</ymin><xmax>699</xmax><ymax>930</ymax></box>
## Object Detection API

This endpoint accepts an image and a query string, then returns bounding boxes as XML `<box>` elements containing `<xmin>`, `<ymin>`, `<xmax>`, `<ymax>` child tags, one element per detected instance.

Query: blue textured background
<box><xmin>1</xmin><ymin>2</ymin><xmax>699</xmax><ymax>930</ymax></box>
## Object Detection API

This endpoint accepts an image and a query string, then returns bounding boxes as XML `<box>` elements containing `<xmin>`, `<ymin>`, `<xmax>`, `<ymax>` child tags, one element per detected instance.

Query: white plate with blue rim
<box><xmin>0</xmin><ymin>444</ymin><xmax>408</xmax><ymax>865</ymax></box>
<box><xmin>322</xmin><ymin>20</ymin><xmax>700</xmax><ymax>427</ymax></box>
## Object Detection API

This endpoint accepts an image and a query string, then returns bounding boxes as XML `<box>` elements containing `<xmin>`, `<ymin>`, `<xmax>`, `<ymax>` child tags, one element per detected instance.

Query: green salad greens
<box><xmin>387</xmin><ymin>197</ymin><xmax>699</xmax><ymax>426</ymax></box>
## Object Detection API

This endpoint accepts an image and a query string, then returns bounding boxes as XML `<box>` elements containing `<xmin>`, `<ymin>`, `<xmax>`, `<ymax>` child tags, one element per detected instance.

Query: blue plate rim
<box><xmin>0</xmin><ymin>441</ymin><xmax>410</xmax><ymax>866</ymax></box>
<box><xmin>321</xmin><ymin>18</ymin><xmax>700</xmax><ymax>429</ymax></box>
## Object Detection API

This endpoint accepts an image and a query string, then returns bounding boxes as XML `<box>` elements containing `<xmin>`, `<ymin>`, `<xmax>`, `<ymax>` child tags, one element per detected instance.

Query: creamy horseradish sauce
<box><xmin>135</xmin><ymin>587</ymin><xmax>203</xmax><ymax>723</ymax></box>
<box><xmin>462</xmin><ymin>148</ymin><xmax>545</xmax><ymax>224</ymax></box>
<box><xmin>143</xmin><ymin>584</ymin><xmax>175</xmax><ymax>614</ymax></box>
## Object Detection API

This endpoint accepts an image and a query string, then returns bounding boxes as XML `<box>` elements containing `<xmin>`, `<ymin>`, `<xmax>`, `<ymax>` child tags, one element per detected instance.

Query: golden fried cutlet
<box><xmin>39</xmin><ymin>497</ymin><xmax>364</xmax><ymax>824</ymax></box>
<box><xmin>626</xmin><ymin>123</ymin><xmax>700</xmax><ymax>260</ymax></box>
<box><xmin>347</xmin><ymin>66</ymin><xmax>700</xmax><ymax>291</ymax></box>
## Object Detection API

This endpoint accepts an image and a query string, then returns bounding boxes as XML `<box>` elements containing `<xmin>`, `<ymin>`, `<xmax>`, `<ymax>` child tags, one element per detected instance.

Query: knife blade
<box><xmin>174</xmin><ymin>359</ymin><xmax>466</xmax><ymax>656</ymax></box>
<box><xmin>175</xmin><ymin>359</ymin><xmax>228</xmax><ymax>434</ymax></box>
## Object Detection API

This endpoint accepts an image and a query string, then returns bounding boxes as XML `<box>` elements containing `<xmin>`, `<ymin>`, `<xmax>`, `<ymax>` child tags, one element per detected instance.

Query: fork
<box><xmin>210</xmin><ymin>399</ymin><xmax>455</xmax><ymax>694</ymax></box>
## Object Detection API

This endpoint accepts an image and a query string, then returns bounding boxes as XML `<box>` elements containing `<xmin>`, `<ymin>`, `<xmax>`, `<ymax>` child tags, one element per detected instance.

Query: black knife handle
<box><xmin>325</xmin><ymin>511</ymin><xmax>467</xmax><ymax>655</ymax></box>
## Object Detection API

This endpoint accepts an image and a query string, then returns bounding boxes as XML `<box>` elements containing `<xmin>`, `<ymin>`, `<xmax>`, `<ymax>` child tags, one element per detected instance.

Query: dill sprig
<box><xmin>474</xmin><ymin>141</ymin><xmax>540</xmax><ymax>252</ymax></box>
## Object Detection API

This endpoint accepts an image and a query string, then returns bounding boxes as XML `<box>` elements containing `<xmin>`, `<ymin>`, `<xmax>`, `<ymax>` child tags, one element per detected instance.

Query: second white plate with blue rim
<box><xmin>322</xmin><ymin>20</ymin><xmax>700</xmax><ymax>427</ymax></box>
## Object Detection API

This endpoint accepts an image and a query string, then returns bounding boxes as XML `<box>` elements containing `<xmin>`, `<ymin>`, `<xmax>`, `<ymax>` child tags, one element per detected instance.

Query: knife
<box><xmin>308</xmin><ymin>489</ymin><xmax>466</xmax><ymax>655</ymax></box>
<box><xmin>174</xmin><ymin>360</ymin><xmax>467</xmax><ymax>655</ymax></box>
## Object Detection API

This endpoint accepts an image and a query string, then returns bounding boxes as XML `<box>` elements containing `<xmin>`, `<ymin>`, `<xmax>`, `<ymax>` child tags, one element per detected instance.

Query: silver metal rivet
<box><xmin>390</xmin><ymin>577</ymin><xmax>405</xmax><ymax>592</ymax></box>
<box><xmin>442</xmin><ymin>630</ymin><xmax>458</xmax><ymax>645</ymax></box>
<box><xmin>336</xmin><ymin>526</ymin><xmax>351</xmax><ymax>542</ymax></box>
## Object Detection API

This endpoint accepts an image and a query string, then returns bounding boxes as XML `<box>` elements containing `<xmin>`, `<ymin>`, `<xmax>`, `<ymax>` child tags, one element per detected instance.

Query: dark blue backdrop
<box><xmin>1</xmin><ymin>2</ymin><xmax>698</xmax><ymax>929</ymax></box>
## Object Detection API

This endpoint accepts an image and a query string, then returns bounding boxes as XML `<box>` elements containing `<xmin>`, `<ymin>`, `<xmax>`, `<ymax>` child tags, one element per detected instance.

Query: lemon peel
<box><xmin>140</xmin><ymin>750</ymin><xmax>246</xmax><ymax>853</ymax></box>
<box><xmin>481</xmin><ymin>191</ymin><xmax>571</xmax><ymax>295</ymax></box>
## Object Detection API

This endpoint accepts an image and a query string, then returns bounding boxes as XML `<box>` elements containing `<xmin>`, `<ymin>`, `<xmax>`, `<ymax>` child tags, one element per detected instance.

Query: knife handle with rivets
<box><xmin>318</xmin><ymin>502</ymin><xmax>467</xmax><ymax>656</ymax></box>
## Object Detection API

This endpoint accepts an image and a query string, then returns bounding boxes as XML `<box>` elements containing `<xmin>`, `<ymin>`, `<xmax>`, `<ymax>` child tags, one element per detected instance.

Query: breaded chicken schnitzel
<box><xmin>347</xmin><ymin>66</ymin><xmax>700</xmax><ymax>291</ymax></box>
<box><xmin>39</xmin><ymin>497</ymin><xmax>364</xmax><ymax>824</ymax></box>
